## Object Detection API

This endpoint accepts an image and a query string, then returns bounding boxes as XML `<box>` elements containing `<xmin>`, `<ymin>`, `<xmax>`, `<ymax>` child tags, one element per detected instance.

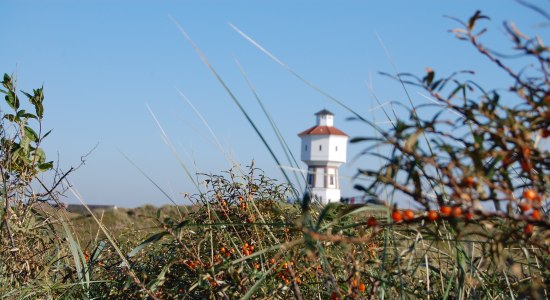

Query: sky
<box><xmin>1</xmin><ymin>1</ymin><xmax>548</xmax><ymax>207</ymax></box>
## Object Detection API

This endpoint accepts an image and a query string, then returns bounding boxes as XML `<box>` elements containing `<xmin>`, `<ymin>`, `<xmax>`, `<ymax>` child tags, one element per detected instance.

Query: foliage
<box><xmin>0</xmin><ymin>74</ymin><xmax>85</xmax><ymax>299</ymax></box>
<box><xmin>351</xmin><ymin>9</ymin><xmax>550</xmax><ymax>298</ymax></box>
<box><xmin>2</xmin><ymin>7</ymin><xmax>550</xmax><ymax>300</ymax></box>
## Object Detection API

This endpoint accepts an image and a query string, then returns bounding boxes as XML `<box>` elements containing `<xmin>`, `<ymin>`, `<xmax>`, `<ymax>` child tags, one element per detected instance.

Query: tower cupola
<box><xmin>316</xmin><ymin>109</ymin><xmax>334</xmax><ymax>126</ymax></box>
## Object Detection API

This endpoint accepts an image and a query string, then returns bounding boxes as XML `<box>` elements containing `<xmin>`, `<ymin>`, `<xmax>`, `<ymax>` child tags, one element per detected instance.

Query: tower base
<box><xmin>310</xmin><ymin>188</ymin><xmax>341</xmax><ymax>205</ymax></box>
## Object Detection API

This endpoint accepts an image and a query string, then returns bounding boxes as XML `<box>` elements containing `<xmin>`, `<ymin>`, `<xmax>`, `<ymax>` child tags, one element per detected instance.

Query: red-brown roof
<box><xmin>298</xmin><ymin>125</ymin><xmax>348</xmax><ymax>137</ymax></box>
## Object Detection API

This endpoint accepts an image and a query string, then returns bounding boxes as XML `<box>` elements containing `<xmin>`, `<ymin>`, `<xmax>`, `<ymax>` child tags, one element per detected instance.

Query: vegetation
<box><xmin>0</xmin><ymin>73</ymin><xmax>85</xmax><ymax>298</ymax></box>
<box><xmin>1</xmin><ymin>9</ymin><xmax>549</xmax><ymax>300</ymax></box>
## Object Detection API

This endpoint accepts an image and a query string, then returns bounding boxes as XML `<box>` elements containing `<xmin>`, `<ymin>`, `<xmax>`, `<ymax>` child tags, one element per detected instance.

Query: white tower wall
<box><xmin>301</xmin><ymin>135</ymin><xmax>347</xmax><ymax>164</ymax></box>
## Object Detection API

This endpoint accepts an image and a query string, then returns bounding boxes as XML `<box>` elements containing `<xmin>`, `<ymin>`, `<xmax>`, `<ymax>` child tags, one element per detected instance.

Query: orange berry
<box><xmin>440</xmin><ymin>205</ymin><xmax>452</xmax><ymax>216</ymax></box>
<box><xmin>367</xmin><ymin>217</ymin><xmax>377</xmax><ymax>227</ymax></box>
<box><xmin>392</xmin><ymin>210</ymin><xmax>403</xmax><ymax>222</ymax></box>
<box><xmin>351</xmin><ymin>279</ymin><xmax>358</xmax><ymax>287</ymax></box>
<box><xmin>524</xmin><ymin>223</ymin><xmax>534</xmax><ymax>235</ymax></box>
<box><xmin>523</xmin><ymin>189</ymin><xmax>538</xmax><ymax>202</ymax></box>
<box><xmin>451</xmin><ymin>206</ymin><xmax>462</xmax><ymax>218</ymax></box>
<box><xmin>518</xmin><ymin>202</ymin><xmax>531</xmax><ymax>212</ymax></box>
<box><xmin>358</xmin><ymin>282</ymin><xmax>366</xmax><ymax>292</ymax></box>
<box><xmin>427</xmin><ymin>210</ymin><xmax>439</xmax><ymax>221</ymax></box>
<box><xmin>220</xmin><ymin>247</ymin><xmax>226</xmax><ymax>253</ymax></box>
<box><xmin>531</xmin><ymin>209</ymin><xmax>541</xmax><ymax>220</ymax></box>
<box><xmin>463</xmin><ymin>176</ymin><xmax>475</xmax><ymax>187</ymax></box>
<box><xmin>269</xmin><ymin>258</ymin><xmax>276</xmax><ymax>264</ymax></box>
<box><xmin>403</xmin><ymin>209</ymin><xmax>415</xmax><ymax>220</ymax></box>
<box><xmin>254</xmin><ymin>263</ymin><xmax>260</xmax><ymax>269</ymax></box>
<box><xmin>295</xmin><ymin>277</ymin><xmax>301</xmax><ymax>285</ymax></box>
<box><xmin>465</xmin><ymin>211</ymin><xmax>474</xmax><ymax>220</ymax></box>
<box><xmin>523</xmin><ymin>147</ymin><xmax>531</xmax><ymax>159</ymax></box>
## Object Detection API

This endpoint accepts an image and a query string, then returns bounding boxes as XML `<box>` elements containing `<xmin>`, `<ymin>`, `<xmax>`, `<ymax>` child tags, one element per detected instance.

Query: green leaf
<box><xmin>91</xmin><ymin>240</ymin><xmax>107</xmax><ymax>263</ymax></box>
<box><xmin>34</xmin><ymin>148</ymin><xmax>46</xmax><ymax>164</ymax></box>
<box><xmin>2</xmin><ymin>73</ymin><xmax>12</xmax><ymax>89</ymax></box>
<box><xmin>315</xmin><ymin>202</ymin><xmax>340</xmax><ymax>230</ymax></box>
<box><xmin>29</xmin><ymin>87</ymin><xmax>44</xmax><ymax>118</ymax></box>
<box><xmin>5</xmin><ymin>91</ymin><xmax>20</xmax><ymax>110</ymax></box>
<box><xmin>128</xmin><ymin>231</ymin><xmax>169</xmax><ymax>257</ymax></box>
<box><xmin>37</xmin><ymin>162</ymin><xmax>53</xmax><ymax>172</ymax></box>
<box><xmin>175</xmin><ymin>219</ymin><xmax>190</xmax><ymax>229</ymax></box>
<box><xmin>349</xmin><ymin>137</ymin><xmax>383</xmax><ymax>143</ymax></box>
<box><xmin>42</xmin><ymin>129</ymin><xmax>53</xmax><ymax>139</ymax></box>
<box><xmin>24</xmin><ymin>126</ymin><xmax>39</xmax><ymax>142</ymax></box>
<box><xmin>148</xmin><ymin>262</ymin><xmax>173</xmax><ymax>292</ymax></box>
<box><xmin>21</xmin><ymin>90</ymin><xmax>33</xmax><ymax>99</ymax></box>
<box><xmin>3</xmin><ymin>114</ymin><xmax>16</xmax><ymax>122</ymax></box>
<box><xmin>21</xmin><ymin>136</ymin><xmax>31</xmax><ymax>154</ymax></box>
<box><xmin>467</xmin><ymin>10</ymin><xmax>489</xmax><ymax>30</ymax></box>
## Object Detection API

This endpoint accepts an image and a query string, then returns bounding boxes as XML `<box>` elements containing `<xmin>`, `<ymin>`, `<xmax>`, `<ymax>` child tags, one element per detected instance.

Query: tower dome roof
<box><xmin>298</xmin><ymin>125</ymin><xmax>348</xmax><ymax>137</ymax></box>
<box><xmin>299</xmin><ymin>109</ymin><xmax>348</xmax><ymax>137</ymax></box>
<box><xmin>314</xmin><ymin>109</ymin><xmax>334</xmax><ymax>116</ymax></box>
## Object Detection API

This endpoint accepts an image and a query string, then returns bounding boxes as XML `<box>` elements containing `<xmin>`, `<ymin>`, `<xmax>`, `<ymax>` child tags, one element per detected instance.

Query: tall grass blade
<box><xmin>170</xmin><ymin>17</ymin><xmax>299</xmax><ymax>199</ymax></box>
<box><xmin>235</xmin><ymin>59</ymin><xmax>306</xmax><ymax>194</ymax></box>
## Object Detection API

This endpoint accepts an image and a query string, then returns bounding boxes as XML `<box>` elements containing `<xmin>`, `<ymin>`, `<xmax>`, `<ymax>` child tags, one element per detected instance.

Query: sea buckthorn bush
<box><xmin>90</xmin><ymin>10</ymin><xmax>549</xmax><ymax>300</ymax></box>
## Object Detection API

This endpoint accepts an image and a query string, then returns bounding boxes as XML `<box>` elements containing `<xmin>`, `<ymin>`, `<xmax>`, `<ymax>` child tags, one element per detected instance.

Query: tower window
<box><xmin>330</xmin><ymin>175</ymin><xmax>334</xmax><ymax>185</ymax></box>
<box><xmin>307</xmin><ymin>174</ymin><xmax>313</xmax><ymax>185</ymax></box>
<box><xmin>336</xmin><ymin>146</ymin><xmax>338</xmax><ymax>151</ymax></box>
<box><xmin>319</xmin><ymin>145</ymin><xmax>322</xmax><ymax>151</ymax></box>
<box><xmin>305</xmin><ymin>145</ymin><xmax>308</xmax><ymax>151</ymax></box>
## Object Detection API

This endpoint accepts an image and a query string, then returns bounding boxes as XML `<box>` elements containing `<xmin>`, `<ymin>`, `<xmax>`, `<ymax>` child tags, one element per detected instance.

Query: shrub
<box><xmin>0</xmin><ymin>74</ymin><xmax>85</xmax><ymax>298</ymax></box>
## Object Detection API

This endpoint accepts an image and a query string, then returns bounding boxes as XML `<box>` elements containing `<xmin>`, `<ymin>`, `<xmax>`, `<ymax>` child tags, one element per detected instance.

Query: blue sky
<box><xmin>1</xmin><ymin>1</ymin><xmax>547</xmax><ymax>207</ymax></box>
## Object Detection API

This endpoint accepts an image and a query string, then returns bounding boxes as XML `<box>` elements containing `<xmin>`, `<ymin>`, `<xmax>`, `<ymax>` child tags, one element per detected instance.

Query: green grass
<box><xmin>45</xmin><ymin>168</ymin><xmax>546</xmax><ymax>300</ymax></box>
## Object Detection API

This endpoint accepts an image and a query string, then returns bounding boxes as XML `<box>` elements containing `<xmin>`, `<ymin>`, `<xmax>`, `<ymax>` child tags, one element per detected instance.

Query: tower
<box><xmin>298</xmin><ymin>109</ymin><xmax>348</xmax><ymax>204</ymax></box>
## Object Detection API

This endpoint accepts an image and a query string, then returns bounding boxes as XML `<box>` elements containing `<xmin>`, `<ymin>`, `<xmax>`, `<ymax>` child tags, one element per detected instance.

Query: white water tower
<box><xmin>298</xmin><ymin>109</ymin><xmax>348</xmax><ymax>204</ymax></box>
